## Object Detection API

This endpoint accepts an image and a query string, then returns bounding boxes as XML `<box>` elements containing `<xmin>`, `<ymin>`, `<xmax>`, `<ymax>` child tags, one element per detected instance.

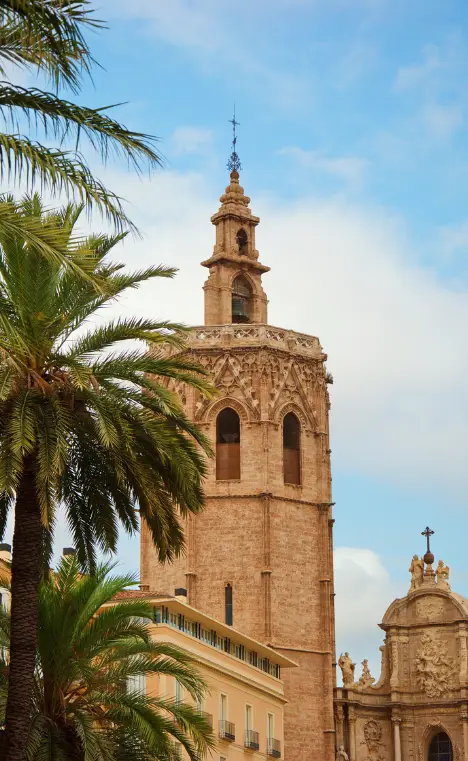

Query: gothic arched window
<box><xmin>283</xmin><ymin>412</ymin><xmax>301</xmax><ymax>485</ymax></box>
<box><xmin>231</xmin><ymin>275</ymin><xmax>252</xmax><ymax>324</ymax></box>
<box><xmin>428</xmin><ymin>732</ymin><xmax>453</xmax><ymax>761</ymax></box>
<box><xmin>236</xmin><ymin>228</ymin><xmax>248</xmax><ymax>255</ymax></box>
<box><xmin>216</xmin><ymin>408</ymin><xmax>241</xmax><ymax>480</ymax></box>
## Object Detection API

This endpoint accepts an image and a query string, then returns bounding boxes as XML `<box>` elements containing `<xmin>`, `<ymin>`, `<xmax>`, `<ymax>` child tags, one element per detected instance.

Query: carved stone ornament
<box><xmin>415</xmin><ymin>598</ymin><xmax>445</xmax><ymax>620</ymax></box>
<box><xmin>358</xmin><ymin>659</ymin><xmax>375</xmax><ymax>688</ymax></box>
<box><xmin>362</xmin><ymin>720</ymin><xmax>384</xmax><ymax>753</ymax></box>
<box><xmin>414</xmin><ymin>632</ymin><xmax>455</xmax><ymax>698</ymax></box>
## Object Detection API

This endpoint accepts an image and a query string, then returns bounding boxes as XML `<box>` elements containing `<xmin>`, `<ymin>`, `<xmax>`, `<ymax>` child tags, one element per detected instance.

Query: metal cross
<box><xmin>421</xmin><ymin>526</ymin><xmax>434</xmax><ymax>553</ymax></box>
<box><xmin>227</xmin><ymin>106</ymin><xmax>242</xmax><ymax>173</ymax></box>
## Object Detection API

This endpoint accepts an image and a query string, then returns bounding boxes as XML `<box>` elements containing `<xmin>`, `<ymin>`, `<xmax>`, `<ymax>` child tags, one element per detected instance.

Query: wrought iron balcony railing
<box><xmin>268</xmin><ymin>738</ymin><xmax>281</xmax><ymax>758</ymax></box>
<box><xmin>219</xmin><ymin>719</ymin><xmax>235</xmax><ymax>742</ymax></box>
<box><xmin>245</xmin><ymin>729</ymin><xmax>260</xmax><ymax>750</ymax></box>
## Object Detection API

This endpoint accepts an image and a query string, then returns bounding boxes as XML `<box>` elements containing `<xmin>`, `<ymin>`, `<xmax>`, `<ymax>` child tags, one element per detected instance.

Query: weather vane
<box><xmin>227</xmin><ymin>106</ymin><xmax>241</xmax><ymax>173</ymax></box>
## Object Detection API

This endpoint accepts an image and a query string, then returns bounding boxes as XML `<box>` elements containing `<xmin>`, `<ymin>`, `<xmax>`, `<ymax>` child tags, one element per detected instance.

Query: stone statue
<box><xmin>338</xmin><ymin>652</ymin><xmax>355</xmax><ymax>687</ymax></box>
<box><xmin>358</xmin><ymin>658</ymin><xmax>375</xmax><ymax>687</ymax></box>
<box><xmin>335</xmin><ymin>746</ymin><xmax>349</xmax><ymax>761</ymax></box>
<box><xmin>436</xmin><ymin>559</ymin><xmax>450</xmax><ymax>590</ymax></box>
<box><xmin>409</xmin><ymin>554</ymin><xmax>424</xmax><ymax>590</ymax></box>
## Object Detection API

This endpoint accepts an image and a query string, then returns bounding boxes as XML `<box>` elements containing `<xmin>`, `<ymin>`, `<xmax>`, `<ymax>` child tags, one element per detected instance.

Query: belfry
<box><xmin>141</xmin><ymin>124</ymin><xmax>336</xmax><ymax>761</ymax></box>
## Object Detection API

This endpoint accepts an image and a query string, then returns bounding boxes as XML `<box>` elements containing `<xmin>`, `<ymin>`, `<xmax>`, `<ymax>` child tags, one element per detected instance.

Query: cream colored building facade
<box><xmin>335</xmin><ymin>544</ymin><xmax>467</xmax><ymax>761</ymax></box>
<box><xmin>141</xmin><ymin>165</ymin><xmax>336</xmax><ymax>761</ymax></box>
<box><xmin>114</xmin><ymin>590</ymin><xmax>295</xmax><ymax>760</ymax></box>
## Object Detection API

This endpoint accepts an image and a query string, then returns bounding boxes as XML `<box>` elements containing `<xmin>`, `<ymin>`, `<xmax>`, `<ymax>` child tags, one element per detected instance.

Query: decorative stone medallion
<box><xmin>415</xmin><ymin>598</ymin><xmax>444</xmax><ymax>621</ymax></box>
<box><xmin>362</xmin><ymin>719</ymin><xmax>384</xmax><ymax>753</ymax></box>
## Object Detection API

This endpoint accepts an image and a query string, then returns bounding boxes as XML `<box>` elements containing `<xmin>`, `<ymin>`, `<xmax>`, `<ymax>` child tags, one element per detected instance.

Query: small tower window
<box><xmin>236</xmin><ymin>228</ymin><xmax>248</xmax><ymax>255</ymax></box>
<box><xmin>428</xmin><ymin>732</ymin><xmax>453</xmax><ymax>761</ymax></box>
<box><xmin>216</xmin><ymin>408</ymin><xmax>241</xmax><ymax>480</ymax></box>
<box><xmin>232</xmin><ymin>275</ymin><xmax>252</xmax><ymax>324</ymax></box>
<box><xmin>283</xmin><ymin>412</ymin><xmax>301</xmax><ymax>485</ymax></box>
<box><xmin>225</xmin><ymin>584</ymin><xmax>233</xmax><ymax>625</ymax></box>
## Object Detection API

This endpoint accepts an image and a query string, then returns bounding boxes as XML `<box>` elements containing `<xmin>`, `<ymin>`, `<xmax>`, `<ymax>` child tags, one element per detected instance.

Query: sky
<box><xmin>6</xmin><ymin>0</ymin><xmax>468</xmax><ymax>677</ymax></box>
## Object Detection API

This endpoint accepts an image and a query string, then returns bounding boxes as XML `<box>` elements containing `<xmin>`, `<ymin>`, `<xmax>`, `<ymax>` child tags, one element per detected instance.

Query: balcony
<box><xmin>245</xmin><ymin>730</ymin><xmax>260</xmax><ymax>751</ymax></box>
<box><xmin>198</xmin><ymin>711</ymin><xmax>213</xmax><ymax>729</ymax></box>
<box><xmin>268</xmin><ymin>738</ymin><xmax>281</xmax><ymax>758</ymax></box>
<box><xmin>219</xmin><ymin>720</ymin><xmax>235</xmax><ymax>742</ymax></box>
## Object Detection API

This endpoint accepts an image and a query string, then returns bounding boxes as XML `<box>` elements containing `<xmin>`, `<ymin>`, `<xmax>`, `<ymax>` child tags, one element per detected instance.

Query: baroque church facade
<box><xmin>141</xmin><ymin>159</ymin><xmax>464</xmax><ymax>761</ymax></box>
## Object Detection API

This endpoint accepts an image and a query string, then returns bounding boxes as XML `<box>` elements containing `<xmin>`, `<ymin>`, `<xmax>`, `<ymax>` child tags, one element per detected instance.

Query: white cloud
<box><xmin>279</xmin><ymin>146</ymin><xmax>368</xmax><ymax>186</ymax></box>
<box><xmin>394</xmin><ymin>44</ymin><xmax>443</xmax><ymax>92</ymax></box>
<box><xmin>439</xmin><ymin>220</ymin><xmax>468</xmax><ymax>254</ymax></box>
<box><xmin>334</xmin><ymin>547</ymin><xmax>404</xmax><ymax>677</ymax></box>
<box><xmin>424</xmin><ymin>102</ymin><xmax>463</xmax><ymax>139</ymax></box>
<box><xmin>170</xmin><ymin>127</ymin><xmax>213</xmax><ymax>157</ymax></box>
<box><xmin>393</xmin><ymin>40</ymin><xmax>466</xmax><ymax>139</ymax></box>
<box><xmin>62</xmin><ymin>165</ymin><xmax>468</xmax><ymax>508</ymax></box>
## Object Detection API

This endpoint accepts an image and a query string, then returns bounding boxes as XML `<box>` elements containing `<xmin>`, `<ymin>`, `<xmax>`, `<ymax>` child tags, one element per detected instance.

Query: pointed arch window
<box><xmin>428</xmin><ymin>732</ymin><xmax>453</xmax><ymax>761</ymax></box>
<box><xmin>283</xmin><ymin>412</ymin><xmax>301</xmax><ymax>485</ymax></box>
<box><xmin>232</xmin><ymin>276</ymin><xmax>252</xmax><ymax>324</ymax></box>
<box><xmin>216</xmin><ymin>408</ymin><xmax>241</xmax><ymax>480</ymax></box>
<box><xmin>236</xmin><ymin>228</ymin><xmax>248</xmax><ymax>256</ymax></box>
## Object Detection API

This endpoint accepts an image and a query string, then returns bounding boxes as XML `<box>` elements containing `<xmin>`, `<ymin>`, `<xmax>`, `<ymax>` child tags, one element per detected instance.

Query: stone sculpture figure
<box><xmin>358</xmin><ymin>658</ymin><xmax>375</xmax><ymax>687</ymax></box>
<box><xmin>409</xmin><ymin>554</ymin><xmax>424</xmax><ymax>590</ymax></box>
<box><xmin>436</xmin><ymin>559</ymin><xmax>450</xmax><ymax>590</ymax></box>
<box><xmin>335</xmin><ymin>746</ymin><xmax>349</xmax><ymax>761</ymax></box>
<box><xmin>338</xmin><ymin>652</ymin><xmax>355</xmax><ymax>687</ymax></box>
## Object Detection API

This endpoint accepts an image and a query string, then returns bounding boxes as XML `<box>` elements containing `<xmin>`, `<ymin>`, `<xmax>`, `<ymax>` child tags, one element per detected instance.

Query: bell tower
<box><xmin>141</xmin><ymin>126</ymin><xmax>336</xmax><ymax>761</ymax></box>
<box><xmin>202</xmin><ymin>166</ymin><xmax>269</xmax><ymax>326</ymax></box>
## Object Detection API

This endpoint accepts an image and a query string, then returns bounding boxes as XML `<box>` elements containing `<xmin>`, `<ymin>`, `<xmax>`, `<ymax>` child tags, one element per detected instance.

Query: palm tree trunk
<box><xmin>3</xmin><ymin>454</ymin><xmax>43</xmax><ymax>761</ymax></box>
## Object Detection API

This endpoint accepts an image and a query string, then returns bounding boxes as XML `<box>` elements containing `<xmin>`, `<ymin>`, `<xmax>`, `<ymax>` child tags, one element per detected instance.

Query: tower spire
<box><xmin>227</xmin><ymin>106</ymin><xmax>241</xmax><ymax>174</ymax></box>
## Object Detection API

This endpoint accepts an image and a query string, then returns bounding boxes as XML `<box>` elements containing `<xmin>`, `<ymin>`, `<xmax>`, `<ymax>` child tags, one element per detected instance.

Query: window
<box><xmin>225</xmin><ymin>584</ymin><xmax>233</xmax><ymax>626</ymax></box>
<box><xmin>175</xmin><ymin>679</ymin><xmax>182</xmax><ymax>704</ymax></box>
<box><xmin>245</xmin><ymin>705</ymin><xmax>252</xmax><ymax>732</ymax></box>
<box><xmin>220</xmin><ymin>694</ymin><xmax>228</xmax><ymax>722</ymax></box>
<box><xmin>216</xmin><ymin>408</ymin><xmax>241</xmax><ymax>480</ymax></box>
<box><xmin>428</xmin><ymin>732</ymin><xmax>453</xmax><ymax>761</ymax></box>
<box><xmin>283</xmin><ymin>412</ymin><xmax>301</xmax><ymax>485</ymax></box>
<box><xmin>127</xmin><ymin>674</ymin><xmax>146</xmax><ymax>695</ymax></box>
<box><xmin>232</xmin><ymin>275</ymin><xmax>252</xmax><ymax>323</ymax></box>
<box><xmin>267</xmin><ymin>713</ymin><xmax>274</xmax><ymax>741</ymax></box>
<box><xmin>236</xmin><ymin>228</ymin><xmax>248</xmax><ymax>255</ymax></box>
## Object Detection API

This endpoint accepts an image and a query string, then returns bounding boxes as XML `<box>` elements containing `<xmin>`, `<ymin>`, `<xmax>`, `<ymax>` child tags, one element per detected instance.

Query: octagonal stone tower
<box><xmin>140</xmin><ymin>168</ymin><xmax>336</xmax><ymax>761</ymax></box>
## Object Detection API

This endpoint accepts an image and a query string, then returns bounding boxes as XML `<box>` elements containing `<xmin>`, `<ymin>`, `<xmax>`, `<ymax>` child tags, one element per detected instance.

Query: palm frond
<box><xmin>0</xmin><ymin>134</ymin><xmax>136</xmax><ymax>233</ymax></box>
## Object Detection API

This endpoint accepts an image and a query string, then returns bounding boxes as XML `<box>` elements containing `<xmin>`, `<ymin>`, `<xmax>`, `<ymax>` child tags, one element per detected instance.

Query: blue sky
<box><xmin>8</xmin><ymin>0</ymin><xmax>468</xmax><ymax>672</ymax></box>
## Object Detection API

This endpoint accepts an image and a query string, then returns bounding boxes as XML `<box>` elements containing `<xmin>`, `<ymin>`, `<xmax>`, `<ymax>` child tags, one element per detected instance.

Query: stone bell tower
<box><xmin>141</xmin><ymin>133</ymin><xmax>336</xmax><ymax>761</ymax></box>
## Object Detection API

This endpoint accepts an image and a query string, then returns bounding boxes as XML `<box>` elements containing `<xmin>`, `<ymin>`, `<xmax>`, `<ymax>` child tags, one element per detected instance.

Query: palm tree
<box><xmin>0</xmin><ymin>557</ymin><xmax>214</xmax><ymax>761</ymax></box>
<box><xmin>0</xmin><ymin>194</ymin><xmax>212</xmax><ymax>761</ymax></box>
<box><xmin>0</xmin><ymin>0</ymin><xmax>161</xmax><ymax>235</ymax></box>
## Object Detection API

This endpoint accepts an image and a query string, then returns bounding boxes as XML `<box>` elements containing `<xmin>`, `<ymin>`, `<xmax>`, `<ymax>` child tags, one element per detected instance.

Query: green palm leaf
<box><xmin>0</xmin><ymin>558</ymin><xmax>214</xmax><ymax>761</ymax></box>
<box><xmin>0</xmin><ymin>196</ymin><xmax>214</xmax><ymax>760</ymax></box>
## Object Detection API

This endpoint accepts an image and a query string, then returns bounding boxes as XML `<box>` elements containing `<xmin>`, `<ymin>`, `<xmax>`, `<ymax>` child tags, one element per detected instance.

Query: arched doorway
<box><xmin>428</xmin><ymin>732</ymin><xmax>453</xmax><ymax>761</ymax></box>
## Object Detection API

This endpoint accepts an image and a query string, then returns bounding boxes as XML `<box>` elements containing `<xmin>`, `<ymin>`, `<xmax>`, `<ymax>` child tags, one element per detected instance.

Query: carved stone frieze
<box><xmin>174</xmin><ymin>346</ymin><xmax>324</xmax><ymax>428</ymax></box>
<box><xmin>414</xmin><ymin>632</ymin><xmax>456</xmax><ymax>698</ymax></box>
<box><xmin>415</xmin><ymin>598</ymin><xmax>444</xmax><ymax>621</ymax></box>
